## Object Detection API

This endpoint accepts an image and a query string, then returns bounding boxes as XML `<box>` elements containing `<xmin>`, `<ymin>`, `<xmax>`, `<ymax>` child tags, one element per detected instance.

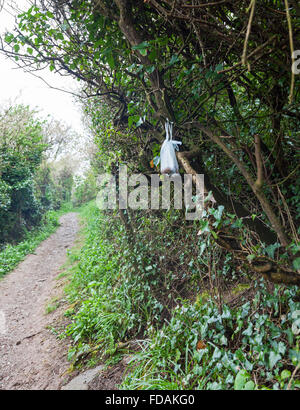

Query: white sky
<box><xmin>0</xmin><ymin>0</ymin><xmax>85</xmax><ymax>135</ymax></box>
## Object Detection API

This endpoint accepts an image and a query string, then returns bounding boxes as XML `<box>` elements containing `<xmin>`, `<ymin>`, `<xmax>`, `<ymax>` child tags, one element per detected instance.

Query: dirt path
<box><xmin>0</xmin><ymin>212</ymin><xmax>79</xmax><ymax>390</ymax></box>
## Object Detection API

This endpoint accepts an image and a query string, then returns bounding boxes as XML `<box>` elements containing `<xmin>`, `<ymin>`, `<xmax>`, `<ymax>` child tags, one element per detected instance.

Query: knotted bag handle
<box><xmin>165</xmin><ymin>118</ymin><xmax>182</xmax><ymax>150</ymax></box>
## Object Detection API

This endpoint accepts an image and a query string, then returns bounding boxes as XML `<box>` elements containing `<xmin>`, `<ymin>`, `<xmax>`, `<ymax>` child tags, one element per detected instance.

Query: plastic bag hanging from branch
<box><xmin>160</xmin><ymin>119</ymin><xmax>182</xmax><ymax>175</ymax></box>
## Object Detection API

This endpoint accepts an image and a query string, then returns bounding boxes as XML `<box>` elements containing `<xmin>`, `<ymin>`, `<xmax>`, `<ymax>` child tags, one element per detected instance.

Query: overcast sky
<box><xmin>0</xmin><ymin>0</ymin><xmax>85</xmax><ymax>135</ymax></box>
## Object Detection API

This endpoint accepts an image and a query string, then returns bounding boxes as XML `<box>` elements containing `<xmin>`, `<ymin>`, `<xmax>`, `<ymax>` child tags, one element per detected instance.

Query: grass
<box><xmin>0</xmin><ymin>202</ymin><xmax>75</xmax><ymax>279</ymax></box>
<box><xmin>62</xmin><ymin>202</ymin><xmax>153</xmax><ymax>364</ymax></box>
<box><xmin>61</xmin><ymin>202</ymin><xmax>300</xmax><ymax>390</ymax></box>
<box><xmin>45</xmin><ymin>301</ymin><xmax>60</xmax><ymax>314</ymax></box>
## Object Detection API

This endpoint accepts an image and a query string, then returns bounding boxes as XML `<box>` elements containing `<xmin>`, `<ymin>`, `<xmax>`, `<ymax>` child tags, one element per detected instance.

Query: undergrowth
<box><xmin>121</xmin><ymin>284</ymin><xmax>300</xmax><ymax>390</ymax></box>
<box><xmin>65</xmin><ymin>202</ymin><xmax>161</xmax><ymax>362</ymax></box>
<box><xmin>0</xmin><ymin>202</ymin><xmax>74</xmax><ymax>278</ymax></box>
<box><xmin>64</xmin><ymin>202</ymin><xmax>300</xmax><ymax>390</ymax></box>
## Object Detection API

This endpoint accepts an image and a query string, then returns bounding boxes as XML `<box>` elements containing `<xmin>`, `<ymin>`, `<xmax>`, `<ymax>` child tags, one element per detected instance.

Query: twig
<box><xmin>242</xmin><ymin>0</ymin><xmax>256</xmax><ymax>68</ymax></box>
<box><xmin>277</xmin><ymin>185</ymin><xmax>299</xmax><ymax>243</ymax></box>
<box><xmin>269</xmin><ymin>164</ymin><xmax>300</xmax><ymax>187</ymax></box>
<box><xmin>181</xmin><ymin>1</ymin><xmax>229</xmax><ymax>7</ymax></box>
<box><xmin>287</xmin><ymin>361</ymin><xmax>300</xmax><ymax>390</ymax></box>
<box><xmin>284</xmin><ymin>0</ymin><xmax>295</xmax><ymax>104</ymax></box>
<box><xmin>218</xmin><ymin>35</ymin><xmax>276</xmax><ymax>74</ymax></box>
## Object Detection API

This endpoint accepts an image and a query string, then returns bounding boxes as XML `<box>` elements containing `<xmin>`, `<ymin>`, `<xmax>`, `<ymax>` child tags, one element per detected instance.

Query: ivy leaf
<box><xmin>280</xmin><ymin>370</ymin><xmax>291</xmax><ymax>380</ymax></box>
<box><xmin>212</xmin><ymin>347</ymin><xmax>222</xmax><ymax>360</ymax></box>
<box><xmin>264</xmin><ymin>243</ymin><xmax>280</xmax><ymax>259</ymax></box>
<box><xmin>269</xmin><ymin>351</ymin><xmax>281</xmax><ymax>369</ymax></box>
<box><xmin>247</xmin><ymin>254</ymin><xmax>256</xmax><ymax>262</ymax></box>
<box><xmin>199</xmin><ymin>243</ymin><xmax>206</xmax><ymax>256</ymax></box>
<box><xmin>293</xmin><ymin>257</ymin><xmax>300</xmax><ymax>270</ymax></box>
<box><xmin>168</xmin><ymin>55</ymin><xmax>179</xmax><ymax>66</ymax></box>
<box><xmin>242</xmin><ymin>323</ymin><xmax>253</xmax><ymax>337</ymax></box>
<box><xmin>132</xmin><ymin>41</ymin><xmax>149</xmax><ymax>56</ymax></box>
<box><xmin>243</xmin><ymin>380</ymin><xmax>255</xmax><ymax>390</ymax></box>
<box><xmin>220</xmin><ymin>335</ymin><xmax>227</xmax><ymax>346</ymax></box>
<box><xmin>145</xmin><ymin>65</ymin><xmax>155</xmax><ymax>74</ymax></box>
<box><xmin>215</xmin><ymin>205</ymin><xmax>224</xmax><ymax>221</ymax></box>
<box><xmin>234</xmin><ymin>370</ymin><xmax>248</xmax><ymax>390</ymax></box>
<box><xmin>215</xmin><ymin>63</ymin><xmax>223</xmax><ymax>73</ymax></box>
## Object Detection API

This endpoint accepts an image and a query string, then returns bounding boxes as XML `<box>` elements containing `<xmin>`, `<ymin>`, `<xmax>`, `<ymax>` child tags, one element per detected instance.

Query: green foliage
<box><xmin>0</xmin><ymin>209</ymin><xmax>60</xmax><ymax>278</ymax></box>
<box><xmin>234</xmin><ymin>370</ymin><xmax>255</xmax><ymax>391</ymax></box>
<box><xmin>0</xmin><ymin>104</ymin><xmax>47</xmax><ymax>242</ymax></box>
<box><xmin>3</xmin><ymin>0</ymin><xmax>299</xmax><ymax>249</ymax></box>
<box><xmin>0</xmin><ymin>104</ymin><xmax>76</xmax><ymax>245</ymax></box>
<box><xmin>56</xmin><ymin>166</ymin><xmax>74</xmax><ymax>203</ymax></box>
<box><xmin>0</xmin><ymin>179</ymin><xmax>11</xmax><ymax>211</ymax></box>
<box><xmin>121</xmin><ymin>282</ymin><xmax>300</xmax><ymax>390</ymax></box>
<box><xmin>34</xmin><ymin>163</ymin><xmax>62</xmax><ymax>210</ymax></box>
<box><xmin>63</xmin><ymin>205</ymin><xmax>300</xmax><ymax>390</ymax></box>
<box><xmin>4</xmin><ymin>0</ymin><xmax>299</xmax><ymax>391</ymax></box>
<box><xmin>72</xmin><ymin>173</ymin><xmax>97</xmax><ymax>207</ymax></box>
<box><xmin>65</xmin><ymin>203</ymin><xmax>160</xmax><ymax>361</ymax></box>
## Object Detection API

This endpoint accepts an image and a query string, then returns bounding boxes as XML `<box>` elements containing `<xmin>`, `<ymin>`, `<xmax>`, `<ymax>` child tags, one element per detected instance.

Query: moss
<box><xmin>195</xmin><ymin>291</ymin><xmax>211</xmax><ymax>306</ymax></box>
<box><xmin>232</xmin><ymin>283</ymin><xmax>251</xmax><ymax>295</ymax></box>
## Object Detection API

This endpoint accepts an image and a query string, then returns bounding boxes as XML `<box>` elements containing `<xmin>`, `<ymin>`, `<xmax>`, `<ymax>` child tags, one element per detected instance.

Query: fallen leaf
<box><xmin>196</xmin><ymin>340</ymin><xmax>206</xmax><ymax>350</ymax></box>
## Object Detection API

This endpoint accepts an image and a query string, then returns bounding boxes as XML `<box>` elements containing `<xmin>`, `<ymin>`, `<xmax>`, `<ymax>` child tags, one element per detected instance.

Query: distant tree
<box><xmin>43</xmin><ymin>118</ymin><xmax>74</xmax><ymax>160</ymax></box>
<box><xmin>72</xmin><ymin>172</ymin><xmax>97</xmax><ymax>207</ymax></box>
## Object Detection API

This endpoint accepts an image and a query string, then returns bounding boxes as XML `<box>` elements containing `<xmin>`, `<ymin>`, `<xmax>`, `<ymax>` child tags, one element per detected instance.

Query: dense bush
<box><xmin>0</xmin><ymin>105</ymin><xmax>47</xmax><ymax>243</ymax></box>
<box><xmin>0</xmin><ymin>105</ymin><xmax>75</xmax><ymax>245</ymax></box>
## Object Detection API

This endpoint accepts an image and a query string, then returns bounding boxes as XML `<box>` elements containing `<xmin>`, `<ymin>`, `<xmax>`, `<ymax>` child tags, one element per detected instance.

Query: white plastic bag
<box><xmin>160</xmin><ymin>120</ymin><xmax>182</xmax><ymax>175</ymax></box>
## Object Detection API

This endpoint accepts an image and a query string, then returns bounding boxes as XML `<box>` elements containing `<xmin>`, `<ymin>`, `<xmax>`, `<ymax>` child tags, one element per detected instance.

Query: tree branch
<box><xmin>191</xmin><ymin>123</ymin><xmax>290</xmax><ymax>247</ymax></box>
<box><xmin>254</xmin><ymin>134</ymin><xmax>263</xmax><ymax>190</ymax></box>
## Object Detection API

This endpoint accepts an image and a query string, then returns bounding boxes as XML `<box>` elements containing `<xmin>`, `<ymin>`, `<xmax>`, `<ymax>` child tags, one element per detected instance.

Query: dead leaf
<box><xmin>196</xmin><ymin>340</ymin><xmax>206</xmax><ymax>350</ymax></box>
